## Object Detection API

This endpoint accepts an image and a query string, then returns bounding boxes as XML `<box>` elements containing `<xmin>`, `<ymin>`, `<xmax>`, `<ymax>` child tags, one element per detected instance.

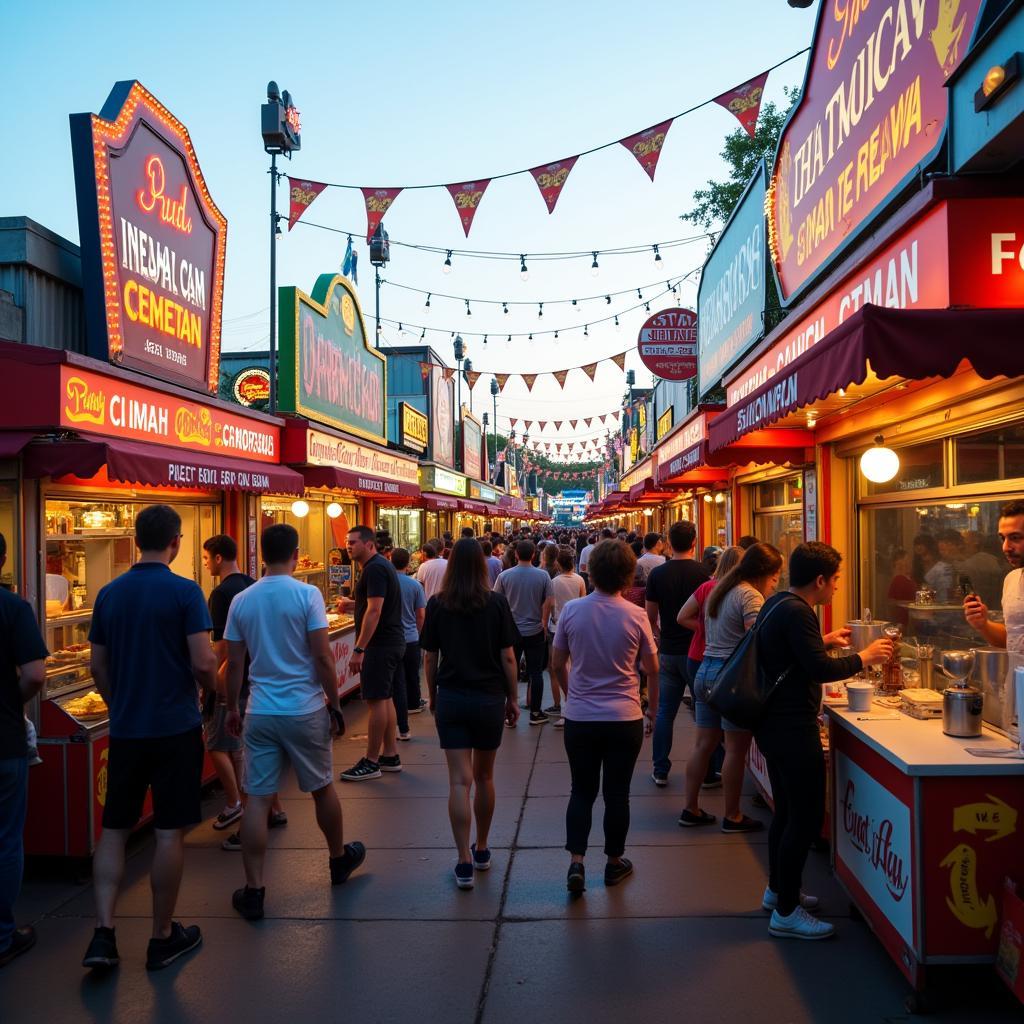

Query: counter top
<box><xmin>826</xmin><ymin>704</ymin><xmax>1024</xmax><ymax>776</ymax></box>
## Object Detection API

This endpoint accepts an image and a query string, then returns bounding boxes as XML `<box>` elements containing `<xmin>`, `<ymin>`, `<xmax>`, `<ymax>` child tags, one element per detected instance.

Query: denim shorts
<box><xmin>693</xmin><ymin>656</ymin><xmax>746</xmax><ymax>733</ymax></box>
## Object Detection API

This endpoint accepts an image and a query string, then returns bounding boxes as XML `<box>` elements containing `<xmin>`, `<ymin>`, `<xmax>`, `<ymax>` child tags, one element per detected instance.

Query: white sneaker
<box><xmin>769</xmin><ymin>906</ymin><xmax>834</xmax><ymax>940</ymax></box>
<box><xmin>762</xmin><ymin>886</ymin><xmax>820</xmax><ymax>912</ymax></box>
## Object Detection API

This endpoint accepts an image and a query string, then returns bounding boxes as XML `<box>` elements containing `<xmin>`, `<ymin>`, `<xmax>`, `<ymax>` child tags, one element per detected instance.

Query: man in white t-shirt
<box><xmin>415</xmin><ymin>541</ymin><xmax>447</xmax><ymax>600</ymax></box>
<box><xmin>224</xmin><ymin>524</ymin><xmax>365</xmax><ymax>921</ymax></box>
<box><xmin>636</xmin><ymin>532</ymin><xmax>667</xmax><ymax>582</ymax></box>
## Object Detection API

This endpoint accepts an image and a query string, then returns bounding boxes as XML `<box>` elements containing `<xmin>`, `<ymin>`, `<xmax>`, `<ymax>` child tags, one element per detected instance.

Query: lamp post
<box><xmin>454</xmin><ymin>335</ymin><xmax>465</xmax><ymax>470</ymax></box>
<box><xmin>490</xmin><ymin>377</ymin><xmax>499</xmax><ymax>484</ymax></box>
<box><xmin>463</xmin><ymin>358</ymin><xmax>473</xmax><ymax>412</ymax></box>
<box><xmin>482</xmin><ymin>410</ymin><xmax>489</xmax><ymax>482</ymax></box>
<box><xmin>260</xmin><ymin>81</ymin><xmax>301</xmax><ymax>413</ymax></box>
<box><xmin>369</xmin><ymin>223</ymin><xmax>390</xmax><ymax>347</ymax></box>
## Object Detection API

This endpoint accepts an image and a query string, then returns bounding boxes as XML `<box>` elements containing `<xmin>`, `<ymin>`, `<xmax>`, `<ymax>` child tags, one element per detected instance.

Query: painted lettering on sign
<box><xmin>768</xmin><ymin>0</ymin><xmax>982</xmax><ymax>302</ymax></box>
<box><xmin>736</xmin><ymin>372</ymin><xmax>799</xmax><ymax>434</ymax></box>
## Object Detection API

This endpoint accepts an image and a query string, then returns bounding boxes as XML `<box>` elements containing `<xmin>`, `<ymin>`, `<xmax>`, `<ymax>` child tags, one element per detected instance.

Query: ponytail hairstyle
<box><xmin>706</xmin><ymin>542</ymin><xmax>783</xmax><ymax>619</ymax></box>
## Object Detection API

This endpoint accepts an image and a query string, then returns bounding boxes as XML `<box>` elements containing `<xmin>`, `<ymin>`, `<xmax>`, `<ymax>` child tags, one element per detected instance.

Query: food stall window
<box><xmin>955</xmin><ymin>423</ymin><xmax>1024</xmax><ymax>486</ymax></box>
<box><xmin>861</xmin><ymin>439</ymin><xmax>944</xmax><ymax>496</ymax></box>
<box><xmin>378</xmin><ymin>507</ymin><xmax>422</xmax><ymax>553</ymax></box>
<box><xmin>0</xmin><ymin>474</ymin><xmax>18</xmax><ymax>591</ymax></box>
<box><xmin>752</xmin><ymin>473</ymin><xmax>803</xmax><ymax>589</ymax></box>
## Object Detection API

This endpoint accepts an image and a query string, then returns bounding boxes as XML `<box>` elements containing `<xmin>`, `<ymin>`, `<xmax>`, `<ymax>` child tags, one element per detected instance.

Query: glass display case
<box><xmin>377</xmin><ymin>507</ymin><xmax>422</xmax><ymax>553</ymax></box>
<box><xmin>43</xmin><ymin>495</ymin><xmax>219</xmax><ymax>701</ymax></box>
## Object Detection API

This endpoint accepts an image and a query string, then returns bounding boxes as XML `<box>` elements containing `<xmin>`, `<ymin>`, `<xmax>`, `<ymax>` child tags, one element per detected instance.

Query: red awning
<box><xmin>459</xmin><ymin>499</ymin><xmax>487</xmax><ymax>514</ymax></box>
<box><xmin>627</xmin><ymin>478</ymin><xmax>683</xmax><ymax>503</ymax></box>
<box><xmin>421</xmin><ymin>493</ymin><xmax>460</xmax><ymax>512</ymax></box>
<box><xmin>711</xmin><ymin>305</ymin><xmax>1024</xmax><ymax>451</ymax></box>
<box><xmin>658</xmin><ymin>439</ymin><xmax>806</xmax><ymax>483</ymax></box>
<box><xmin>302</xmin><ymin>465</ymin><xmax>419</xmax><ymax>500</ymax></box>
<box><xmin>22</xmin><ymin>438</ymin><xmax>304</xmax><ymax>494</ymax></box>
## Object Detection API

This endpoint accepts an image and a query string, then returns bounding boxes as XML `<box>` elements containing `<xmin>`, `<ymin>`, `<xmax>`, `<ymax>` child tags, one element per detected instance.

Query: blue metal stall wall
<box><xmin>0</xmin><ymin>217</ymin><xmax>85</xmax><ymax>352</ymax></box>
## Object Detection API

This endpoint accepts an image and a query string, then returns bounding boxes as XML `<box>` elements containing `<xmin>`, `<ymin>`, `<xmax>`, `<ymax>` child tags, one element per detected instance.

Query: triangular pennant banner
<box><xmin>522</xmin><ymin>373</ymin><xmax>538</xmax><ymax>392</ymax></box>
<box><xmin>361</xmin><ymin>187</ymin><xmax>403</xmax><ymax>243</ymax></box>
<box><xmin>528</xmin><ymin>156</ymin><xmax>579</xmax><ymax>214</ymax></box>
<box><xmin>713</xmin><ymin>71</ymin><xmax>769</xmax><ymax>140</ymax></box>
<box><xmin>509</xmin><ymin>418</ymin><xmax>519</xmax><ymax>429</ymax></box>
<box><xmin>553</xmin><ymin>421</ymin><xmax>563</xmax><ymax>430</ymax></box>
<box><xmin>442</xmin><ymin>367</ymin><xmax>455</xmax><ymax>382</ymax></box>
<box><xmin>570</xmin><ymin>420</ymin><xmax>578</xmax><ymax>431</ymax></box>
<box><xmin>465</xmin><ymin>370</ymin><xmax>481</xmax><ymax>390</ymax></box>
<box><xmin>538</xmin><ymin>421</ymin><xmax>548</xmax><ymax>431</ymax></box>
<box><xmin>553</xmin><ymin>369</ymin><xmax>570</xmax><ymax>389</ymax></box>
<box><xmin>524</xmin><ymin>421</ymin><xmax>534</xmax><ymax>433</ymax></box>
<box><xmin>288</xmin><ymin>178</ymin><xmax>328</xmax><ymax>231</ymax></box>
<box><xmin>582</xmin><ymin>362</ymin><xmax>598</xmax><ymax>381</ymax></box>
<box><xmin>600</xmin><ymin>415</ymin><xmax>608</xmax><ymax>425</ymax></box>
<box><xmin>446</xmin><ymin>180</ymin><xmax>491</xmax><ymax>236</ymax></box>
<box><xmin>611</xmin><ymin>352</ymin><xmax>627</xmax><ymax>372</ymax></box>
<box><xmin>495</xmin><ymin>373</ymin><xmax>511</xmax><ymax>393</ymax></box>
<box><xmin>619</xmin><ymin>119</ymin><xmax>674</xmax><ymax>181</ymax></box>
<box><xmin>584</xmin><ymin>418</ymin><xmax>593</xmax><ymax>428</ymax></box>
<box><xmin>419</xmin><ymin>361</ymin><xmax>432</xmax><ymax>381</ymax></box>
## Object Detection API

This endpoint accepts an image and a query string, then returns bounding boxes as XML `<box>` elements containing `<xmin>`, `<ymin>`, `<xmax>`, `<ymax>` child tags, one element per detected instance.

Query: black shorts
<box><xmin>360</xmin><ymin>644</ymin><xmax>406</xmax><ymax>700</ymax></box>
<box><xmin>102</xmin><ymin>727</ymin><xmax>204</xmax><ymax>831</ymax></box>
<box><xmin>435</xmin><ymin>689</ymin><xmax>506</xmax><ymax>751</ymax></box>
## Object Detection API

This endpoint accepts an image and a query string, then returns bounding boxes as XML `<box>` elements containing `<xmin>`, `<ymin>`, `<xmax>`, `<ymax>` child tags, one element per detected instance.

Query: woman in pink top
<box><xmin>551</xmin><ymin>541</ymin><xmax>659</xmax><ymax>894</ymax></box>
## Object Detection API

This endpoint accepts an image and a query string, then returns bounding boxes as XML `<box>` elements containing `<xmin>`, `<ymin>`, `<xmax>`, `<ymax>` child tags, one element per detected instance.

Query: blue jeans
<box><xmin>652</xmin><ymin>653</ymin><xmax>690</xmax><ymax>776</ymax></box>
<box><xmin>0</xmin><ymin>757</ymin><xmax>28</xmax><ymax>952</ymax></box>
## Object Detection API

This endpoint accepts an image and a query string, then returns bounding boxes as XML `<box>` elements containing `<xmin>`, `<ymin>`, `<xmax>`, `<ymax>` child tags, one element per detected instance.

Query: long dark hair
<box><xmin>706</xmin><ymin>542</ymin><xmax>783</xmax><ymax>619</ymax></box>
<box><xmin>438</xmin><ymin>538</ymin><xmax>491</xmax><ymax>613</ymax></box>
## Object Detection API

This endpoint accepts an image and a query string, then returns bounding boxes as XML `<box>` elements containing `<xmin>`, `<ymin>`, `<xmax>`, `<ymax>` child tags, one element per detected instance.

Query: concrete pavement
<box><xmin>1</xmin><ymin>692</ymin><xmax>1019</xmax><ymax>1023</ymax></box>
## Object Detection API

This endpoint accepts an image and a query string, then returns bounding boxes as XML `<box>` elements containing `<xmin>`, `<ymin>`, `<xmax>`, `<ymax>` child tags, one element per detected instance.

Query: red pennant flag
<box><xmin>522</xmin><ymin>373</ymin><xmax>538</xmax><ymax>392</ymax></box>
<box><xmin>495</xmin><ymin>373</ymin><xmax>511</xmax><ymax>393</ymax></box>
<box><xmin>288</xmin><ymin>178</ymin><xmax>328</xmax><ymax>231</ymax></box>
<box><xmin>419</xmin><ymin>360</ymin><xmax>432</xmax><ymax>381</ymax></box>
<box><xmin>538</xmin><ymin>421</ymin><xmax>548</xmax><ymax>431</ymax></box>
<box><xmin>570</xmin><ymin>420</ymin><xmax>578</xmax><ymax>431</ymax></box>
<box><xmin>611</xmin><ymin>352</ymin><xmax>627</xmax><ymax>372</ymax></box>
<box><xmin>446</xmin><ymin>180</ymin><xmax>491</xmax><ymax>236</ymax></box>
<box><xmin>600</xmin><ymin>415</ymin><xmax>608</xmax><ymax>425</ymax></box>
<box><xmin>528</xmin><ymin>156</ymin><xmax>579</xmax><ymax>214</ymax></box>
<box><xmin>553</xmin><ymin>421</ymin><xmax>563</xmax><ymax>430</ymax></box>
<box><xmin>619</xmin><ymin>119</ymin><xmax>673</xmax><ymax>181</ymax></box>
<box><xmin>465</xmin><ymin>370</ymin><xmax>481</xmax><ymax>390</ymax></box>
<box><xmin>361</xmin><ymin>187</ymin><xmax>403</xmax><ymax>242</ymax></box>
<box><xmin>524</xmin><ymin>421</ymin><xmax>534</xmax><ymax>433</ymax></box>
<box><xmin>509</xmin><ymin>418</ymin><xmax>519</xmax><ymax>429</ymax></box>
<box><xmin>581</xmin><ymin>362</ymin><xmax>598</xmax><ymax>382</ymax></box>
<box><xmin>584</xmin><ymin>418</ymin><xmax>593</xmax><ymax>428</ymax></box>
<box><xmin>713</xmin><ymin>71</ymin><xmax>769</xmax><ymax>140</ymax></box>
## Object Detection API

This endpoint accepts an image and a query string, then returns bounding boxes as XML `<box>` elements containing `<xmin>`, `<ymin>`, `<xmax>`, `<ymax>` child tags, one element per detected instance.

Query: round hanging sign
<box><xmin>636</xmin><ymin>307</ymin><xmax>698</xmax><ymax>381</ymax></box>
<box><xmin>232</xmin><ymin>366</ymin><xmax>272</xmax><ymax>406</ymax></box>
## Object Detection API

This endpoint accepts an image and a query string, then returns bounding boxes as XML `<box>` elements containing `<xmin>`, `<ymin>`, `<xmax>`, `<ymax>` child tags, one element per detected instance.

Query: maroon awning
<box><xmin>658</xmin><ymin>439</ymin><xmax>805</xmax><ymax>481</ymax></box>
<box><xmin>0</xmin><ymin>432</ymin><xmax>38</xmax><ymax>459</ymax></box>
<box><xmin>711</xmin><ymin>305</ymin><xmax>1024</xmax><ymax>451</ymax></box>
<box><xmin>22</xmin><ymin>438</ymin><xmax>304</xmax><ymax>494</ymax></box>
<box><xmin>459</xmin><ymin>499</ymin><xmax>487</xmax><ymax>514</ymax></box>
<box><xmin>302</xmin><ymin>465</ymin><xmax>419</xmax><ymax>500</ymax></box>
<box><xmin>421</xmin><ymin>493</ymin><xmax>460</xmax><ymax>511</ymax></box>
<box><xmin>627</xmin><ymin>478</ymin><xmax>684</xmax><ymax>503</ymax></box>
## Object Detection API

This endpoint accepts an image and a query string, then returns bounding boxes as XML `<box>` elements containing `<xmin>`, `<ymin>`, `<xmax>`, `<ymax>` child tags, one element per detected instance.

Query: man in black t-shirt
<box><xmin>644</xmin><ymin>521</ymin><xmax>710</xmax><ymax>785</ymax></box>
<box><xmin>338</xmin><ymin>526</ymin><xmax>407</xmax><ymax>782</ymax></box>
<box><xmin>0</xmin><ymin>532</ymin><xmax>48</xmax><ymax>968</ymax></box>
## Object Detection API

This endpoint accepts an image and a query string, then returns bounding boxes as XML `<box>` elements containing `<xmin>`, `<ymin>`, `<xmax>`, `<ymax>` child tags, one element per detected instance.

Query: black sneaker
<box><xmin>529</xmin><ymin>711</ymin><xmax>549</xmax><ymax>726</ymax></box>
<box><xmin>454</xmin><ymin>862</ymin><xmax>474</xmax><ymax>889</ymax></box>
<box><xmin>82</xmin><ymin>926</ymin><xmax>119</xmax><ymax>970</ymax></box>
<box><xmin>701</xmin><ymin>772</ymin><xmax>723</xmax><ymax>790</ymax></box>
<box><xmin>145</xmin><ymin>922</ymin><xmax>202</xmax><ymax>971</ymax></box>
<box><xmin>408</xmin><ymin>700</ymin><xmax>427</xmax><ymax>715</ymax></box>
<box><xmin>721</xmin><ymin>814</ymin><xmax>765</xmax><ymax>834</ymax></box>
<box><xmin>0</xmin><ymin>926</ymin><xmax>36</xmax><ymax>968</ymax></box>
<box><xmin>544</xmin><ymin>704</ymin><xmax>562</xmax><ymax>715</ymax></box>
<box><xmin>604</xmin><ymin>858</ymin><xmax>633</xmax><ymax>886</ymax></box>
<box><xmin>232</xmin><ymin>886</ymin><xmax>265</xmax><ymax>921</ymax></box>
<box><xmin>567</xmin><ymin>863</ymin><xmax>586</xmax><ymax>893</ymax></box>
<box><xmin>378</xmin><ymin>754</ymin><xmax>403</xmax><ymax>773</ymax></box>
<box><xmin>340</xmin><ymin>758</ymin><xmax>382</xmax><ymax>781</ymax></box>
<box><xmin>678</xmin><ymin>808</ymin><xmax>716</xmax><ymax>827</ymax></box>
<box><xmin>650</xmin><ymin>771</ymin><xmax>668</xmax><ymax>787</ymax></box>
<box><xmin>212</xmin><ymin>802</ymin><xmax>242</xmax><ymax>830</ymax></box>
<box><xmin>330</xmin><ymin>842</ymin><xmax>367</xmax><ymax>885</ymax></box>
<box><xmin>221</xmin><ymin>831</ymin><xmax>241</xmax><ymax>851</ymax></box>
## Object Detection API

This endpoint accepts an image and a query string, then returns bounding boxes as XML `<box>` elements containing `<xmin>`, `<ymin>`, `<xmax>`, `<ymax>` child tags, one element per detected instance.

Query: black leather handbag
<box><xmin>705</xmin><ymin>593</ymin><xmax>798</xmax><ymax>730</ymax></box>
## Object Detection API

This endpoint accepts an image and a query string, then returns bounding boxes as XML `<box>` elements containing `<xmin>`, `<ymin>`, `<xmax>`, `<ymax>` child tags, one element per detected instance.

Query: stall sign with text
<box><xmin>768</xmin><ymin>0</ymin><xmax>983</xmax><ymax>303</ymax></box>
<box><xmin>59</xmin><ymin>365</ymin><xmax>279</xmax><ymax>462</ymax></box>
<box><xmin>432</xmin><ymin>366</ymin><xmax>455</xmax><ymax>467</ymax></box>
<box><xmin>279</xmin><ymin>274</ymin><xmax>386</xmax><ymax>443</ymax></box>
<box><xmin>462</xmin><ymin>409</ymin><xmax>483</xmax><ymax>481</ymax></box>
<box><xmin>231</xmin><ymin>367</ymin><xmax>271</xmax><ymax>407</ymax></box>
<box><xmin>656</xmin><ymin>407</ymin><xmax>674</xmax><ymax>441</ymax></box>
<box><xmin>305</xmin><ymin>428</ymin><xmax>418</xmax><ymax>485</ymax></box>
<box><xmin>835</xmin><ymin>750</ymin><xmax>914</xmax><ymax>947</ymax></box>
<box><xmin>70</xmin><ymin>81</ymin><xmax>226</xmax><ymax>394</ymax></box>
<box><xmin>698</xmin><ymin>162</ymin><xmax>766</xmax><ymax>395</ymax></box>
<box><xmin>637</xmin><ymin>308</ymin><xmax>698</xmax><ymax>381</ymax></box>
<box><xmin>399</xmin><ymin>401</ymin><xmax>428</xmax><ymax>452</ymax></box>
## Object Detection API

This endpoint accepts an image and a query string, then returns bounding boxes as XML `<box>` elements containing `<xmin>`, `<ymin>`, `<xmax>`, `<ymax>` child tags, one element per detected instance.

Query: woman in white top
<box><xmin>679</xmin><ymin>543</ymin><xmax>782</xmax><ymax>834</ymax></box>
<box><xmin>546</xmin><ymin>547</ymin><xmax>587</xmax><ymax>722</ymax></box>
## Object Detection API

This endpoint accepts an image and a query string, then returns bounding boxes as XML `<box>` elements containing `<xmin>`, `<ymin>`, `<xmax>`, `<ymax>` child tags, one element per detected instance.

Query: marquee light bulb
<box><xmin>291</xmin><ymin>499</ymin><xmax>310</xmax><ymax>518</ymax></box>
<box><xmin>443</xmin><ymin>250</ymin><xmax>453</xmax><ymax>274</ymax></box>
<box><xmin>326</xmin><ymin>502</ymin><xmax>343</xmax><ymax>519</ymax></box>
<box><xmin>591</xmin><ymin>252</ymin><xmax>600</xmax><ymax>277</ymax></box>
<box><xmin>520</xmin><ymin>255</ymin><xmax>529</xmax><ymax>281</ymax></box>
<box><xmin>859</xmin><ymin>435</ymin><xmax>900</xmax><ymax>484</ymax></box>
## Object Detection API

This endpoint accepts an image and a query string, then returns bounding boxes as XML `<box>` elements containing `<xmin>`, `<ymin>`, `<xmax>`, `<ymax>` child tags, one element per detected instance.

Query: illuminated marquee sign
<box><xmin>656</xmin><ymin>408</ymin><xmax>674</xmax><ymax>441</ymax></box>
<box><xmin>462</xmin><ymin>408</ymin><xmax>484</xmax><ymax>481</ymax></box>
<box><xmin>399</xmin><ymin>401</ymin><xmax>428</xmax><ymax>452</ymax></box>
<box><xmin>278</xmin><ymin>274</ymin><xmax>386</xmax><ymax>442</ymax></box>
<box><xmin>305</xmin><ymin>428</ymin><xmax>419</xmax><ymax>485</ymax></box>
<box><xmin>70</xmin><ymin>81</ymin><xmax>227</xmax><ymax>394</ymax></box>
<box><xmin>231</xmin><ymin>367</ymin><xmax>271</xmax><ymax>407</ymax></box>
<box><xmin>420</xmin><ymin>464</ymin><xmax>467</xmax><ymax>497</ymax></box>
<box><xmin>59</xmin><ymin>365</ymin><xmax>278</xmax><ymax>462</ymax></box>
<box><xmin>769</xmin><ymin>0</ymin><xmax>982</xmax><ymax>303</ymax></box>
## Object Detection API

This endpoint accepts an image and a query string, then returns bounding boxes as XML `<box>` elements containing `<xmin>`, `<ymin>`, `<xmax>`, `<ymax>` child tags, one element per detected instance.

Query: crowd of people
<box><xmin>2</xmin><ymin>498</ymin><xmax>1022</xmax><ymax>968</ymax></box>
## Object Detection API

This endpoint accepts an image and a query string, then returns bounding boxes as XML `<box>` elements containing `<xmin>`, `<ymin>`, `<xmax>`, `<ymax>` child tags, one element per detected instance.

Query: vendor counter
<box><xmin>825</xmin><ymin>705</ymin><xmax>1024</xmax><ymax>1005</ymax></box>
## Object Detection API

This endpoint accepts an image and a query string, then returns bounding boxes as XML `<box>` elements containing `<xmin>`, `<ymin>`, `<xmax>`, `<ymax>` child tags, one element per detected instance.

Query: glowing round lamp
<box><xmin>983</xmin><ymin>64</ymin><xmax>1006</xmax><ymax>97</ymax></box>
<box><xmin>290</xmin><ymin>499</ymin><xmax>310</xmax><ymax>518</ymax></box>
<box><xmin>643</xmin><ymin>507</ymin><xmax>654</xmax><ymax>517</ymax></box>
<box><xmin>714</xmin><ymin>492</ymin><xmax>725</xmax><ymax>504</ymax></box>
<box><xmin>326</xmin><ymin>502</ymin><xmax>342</xmax><ymax>519</ymax></box>
<box><xmin>859</xmin><ymin>436</ymin><xmax>899</xmax><ymax>484</ymax></box>
<box><xmin>703</xmin><ymin>493</ymin><xmax>713</xmax><ymax>504</ymax></box>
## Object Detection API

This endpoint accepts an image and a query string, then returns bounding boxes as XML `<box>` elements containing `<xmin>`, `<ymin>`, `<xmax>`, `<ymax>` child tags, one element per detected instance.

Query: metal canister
<box><xmin>943</xmin><ymin>684</ymin><xmax>984</xmax><ymax>738</ymax></box>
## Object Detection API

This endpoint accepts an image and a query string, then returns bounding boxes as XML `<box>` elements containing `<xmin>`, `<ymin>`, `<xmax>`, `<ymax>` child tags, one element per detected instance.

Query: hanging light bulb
<box><xmin>653</xmin><ymin>244</ymin><xmax>662</xmax><ymax>263</ymax></box>
<box><xmin>584</xmin><ymin>324</ymin><xmax>589</xmax><ymax>337</ymax></box>
<box><xmin>614</xmin><ymin>315</ymin><xmax>620</xmax><ymax>330</ymax></box>
<box><xmin>502</xmin><ymin>302</ymin><xmax>509</xmax><ymax>314</ymax></box>
<box><xmin>591</xmin><ymin>252</ymin><xmax>600</xmax><ymax>277</ymax></box>
<box><xmin>520</xmin><ymin>255</ymin><xmax>529</xmax><ymax>281</ymax></box>
<box><xmin>443</xmin><ymin>250</ymin><xmax>453</xmax><ymax>274</ymax></box>
<box><xmin>637</xmin><ymin>288</ymin><xmax>643</xmax><ymax>300</ymax></box>
<box><xmin>424</xmin><ymin>293</ymin><xmax>431</xmax><ymax>314</ymax></box>
<box><xmin>465</xmin><ymin>299</ymin><xmax>472</xmax><ymax>317</ymax></box>
<box><xmin>714</xmin><ymin>492</ymin><xmax>725</xmax><ymax>504</ymax></box>
<box><xmin>326</xmin><ymin>502</ymin><xmax>342</xmax><ymax>519</ymax></box>
<box><xmin>703</xmin><ymin>493</ymin><xmax>713</xmax><ymax>504</ymax></box>
<box><xmin>860</xmin><ymin>435</ymin><xmax>900</xmax><ymax>483</ymax></box>
<box><xmin>291</xmin><ymin>499</ymin><xmax>310</xmax><ymax>518</ymax></box>
<box><xmin>420</xmin><ymin>328</ymin><xmax>426</xmax><ymax>339</ymax></box>
<box><xmin>483</xmin><ymin>334</ymin><xmax>488</xmax><ymax>345</ymax></box>
<box><xmin>538</xmin><ymin>303</ymin><xmax>544</xmax><ymax>318</ymax></box>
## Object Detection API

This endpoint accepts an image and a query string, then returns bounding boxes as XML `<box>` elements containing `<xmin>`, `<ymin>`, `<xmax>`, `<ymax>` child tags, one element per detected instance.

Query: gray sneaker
<box><xmin>769</xmin><ymin>906</ymin><xmax>834</xmax><ymax>940</ymax></box>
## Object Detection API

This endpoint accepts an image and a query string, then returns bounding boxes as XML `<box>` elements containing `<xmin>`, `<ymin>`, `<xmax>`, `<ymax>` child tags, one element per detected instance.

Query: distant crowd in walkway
<box><xmin>29</xmin><ymin>498</ymin><xmax>1004</xmax><ymax>969</ymax></box>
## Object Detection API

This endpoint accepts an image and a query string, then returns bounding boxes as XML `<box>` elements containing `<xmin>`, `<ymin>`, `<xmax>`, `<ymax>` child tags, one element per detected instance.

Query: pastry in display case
<box><xmin>58</xmin><ymin>689</ymin><xmax>109</xmax><ymax>721</ymax></box>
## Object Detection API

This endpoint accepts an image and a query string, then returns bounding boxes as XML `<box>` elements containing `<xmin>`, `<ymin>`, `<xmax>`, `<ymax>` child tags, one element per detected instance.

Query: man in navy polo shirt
<box><xmin>82</xmin><ymin>504</ymin><xmax>217</xmax><ymax>973</ymax></box>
